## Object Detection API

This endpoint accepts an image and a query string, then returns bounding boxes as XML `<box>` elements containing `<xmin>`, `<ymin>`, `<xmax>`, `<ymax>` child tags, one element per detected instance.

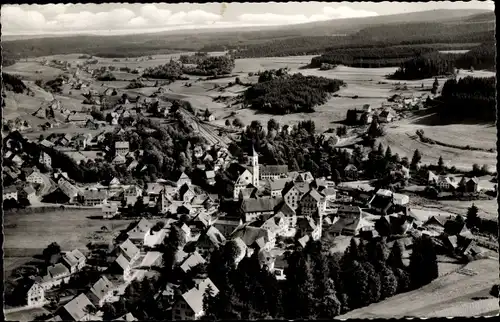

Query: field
<box><xmin>3</xmin><ymin>209</ymin><xmax>134</xmax><ymax>279</ymax></box>
<box><xmin>337</xmin><ymin>258</ymin><xmax>499</xmax><ymax>318</ymax></box>
<box><xmin>4</xmin><ymin>307</ymin><xmax>51</xmax><ymax>321</ymax></box>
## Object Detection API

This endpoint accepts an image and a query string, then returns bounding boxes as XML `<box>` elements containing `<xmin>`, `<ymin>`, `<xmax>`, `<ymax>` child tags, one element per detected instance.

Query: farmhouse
<box><xmin>39</xmin><ymin>151</ymin><xmax>52</xmax><ymax>168</ymax></box>
<box><xmin>378</xmin><ymin>110</ymin><xmax>395</xmax><ymax>123</ymax></box>
<box><xmin>87</xmin><ymin>276</ymin><xmax>114</xmax><ymax>307</ymax></box>
<box><xmin>102</xmin><ymin>203</ymin><xmax>119</xmax><ymax>218</ymax></box>
<box><xmin>81</xmin><ymin>190</ymin><xmax>108</xmax><ymax>206</ymax></box>
<box><xmin>17</xmin><ymin>280</ymin><xmax>45</xmax><ymax>307</ymax></box>
<box><xmin>459</xmin><ymin>177</ymin><xmax>480</xmax><ymax>193</ymax></box>
<box><xmin>299</xmin><ymin>189</ymin><xmax>326</xmax><ymax>217</ymax></box>
<box><xmin>269</xmin><ymin>178</ymin><xmax>288</xmax><ymax>198</ymax></box>
<box><xmin>240</xmin><ymin>197</ymin><xmax>282</xmax><ymax>222</ymax></box>
<box><xmin>176</xmin><ymin>172</ymin><xmax>192</xmax><ymax>188</ymax></box>
<box><xmin>282</xmin><ymin>182</ymin><xmax>310</xmax><ymax>210</ymax></box>
<box><xmin>61</xmin><ymin>249</ymin><xmax>87</xmax><ymax>273</ymax></box>
<box><xmin>115</xmin><ymin>141</ymin><xmax>130</xmax><ymax>156</ymax></box>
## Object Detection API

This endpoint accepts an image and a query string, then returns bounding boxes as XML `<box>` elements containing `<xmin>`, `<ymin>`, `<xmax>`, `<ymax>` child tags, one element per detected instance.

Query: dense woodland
<box><xmin>179</xmin><ymin>52</ymin><xmax>209</xmax><ymax>64</ymax></box>
<box><xmin>142</xmin><ymin>60</ymin><xmax>186</xmax><ymax>80</ymax></box>
<box><xmin>202</xmin><ymin>235</ymin><xmax>438</xmax><ymax>319</ymax></box>
<box><xmin>435</xmin><ymin>76</ymin><xmax>496</xmax><ymax>121</ymax></box>
<box><xmin>244</xmin><ymin>71</ymin><xmax>344</xmax><ymax>114</ymax></box>
<box><xmin>182</xmin><ymin>55</ymin><xmax>235</xmax><ymax>76</ymax></box>
<box><xmin>454</xmin><ymin>42</ymin><xmax>496</xmax><ymax>71</ymax></box>
<box><xmin>2</xmin><ymin>73</ymin><xmax>28</xmax><ymax>93</ymax></box>
<box><xmin>390</xmin><ymin>52</ymin><xmax>456</xmax><ymax>80</ymax></box>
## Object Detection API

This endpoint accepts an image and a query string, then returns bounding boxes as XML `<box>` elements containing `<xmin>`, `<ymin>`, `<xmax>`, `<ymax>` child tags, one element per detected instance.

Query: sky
<box><xmin>1</xmin><ymin>1</ymin><xmax>495</xmax><ymax>35</ymax></box>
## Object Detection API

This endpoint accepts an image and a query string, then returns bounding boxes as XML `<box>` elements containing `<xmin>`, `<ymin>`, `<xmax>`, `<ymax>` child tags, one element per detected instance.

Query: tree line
<box><xmin>182</xmin><ymin>55</ymin><xmax>235</xmax><ymax>76</ymax></box>
<box><xmin>437</xmin><ymin>76</ymin><xmax>495</xmax><ymax>121</ymax></box>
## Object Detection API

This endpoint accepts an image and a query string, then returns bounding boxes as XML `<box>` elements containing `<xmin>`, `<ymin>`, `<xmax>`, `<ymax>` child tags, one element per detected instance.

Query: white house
<box><xmin>171</xmin><ymin>278</ymin><xmax>219</xmax><ymax>320</ymax></box>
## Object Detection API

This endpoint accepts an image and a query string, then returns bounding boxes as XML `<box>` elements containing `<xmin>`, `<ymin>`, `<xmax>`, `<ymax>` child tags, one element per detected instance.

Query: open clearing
<box><xmin>3</xmin><ymin>209</ymin><xmax>134</xmax><ymax>279</ymax></box>
<box><xmin>337</xmin><ymin>258</ymin><xmax>498</xmax><ymax>318</ymax></box>
<box><xmin>4</xmin><ymin>307</ymin><xmax>50</xmax><ymax>322</ymax></box>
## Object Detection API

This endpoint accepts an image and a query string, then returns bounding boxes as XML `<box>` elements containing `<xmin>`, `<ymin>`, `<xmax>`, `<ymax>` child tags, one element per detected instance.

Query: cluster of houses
<box><xmin>346</xmin><ymin>104</ymin><xmax>397</xmax><ymax>125</ymax></box>
<box><xmin>427</xmin><ymin>171</ymin><xmax>481</xmax><ymax>193</ymax></box>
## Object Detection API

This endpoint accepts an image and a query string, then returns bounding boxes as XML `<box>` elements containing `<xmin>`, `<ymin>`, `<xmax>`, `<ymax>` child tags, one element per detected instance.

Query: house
<box><xmin>87</xmin><ymin>276</ymin><xmax>114</xmax><ymax>307</ymax></box>
<box><xmin>344</xmin><ymin>164</ymin><xmax>358</xmax><ymax>178</ymax></box>
<box><xmin>58</xmin><ymin>293</ymin><xmax>95</xmax><ymax>321</ymax></box>
<box><xmin>17</xmin><ymin>280</ymin><xmax>45</xmax><ymax>307</ymax></box>
<box><xmin>171</xmin><ymin>278</ymin><xmax>219</xmax><ymax>320</ymax></box>
<box><xmin>39</xmin><ymin>263</ymin><xmax>71</xmax><ymax>290</ymax></box>
<box><xmin>58</xmin><ymin>178</ymin><xmax>80</xmax><ymax>202</ymax></box>
<box><xmin>81</xmin><ymin>190</ymin><xmax>107</xmax><ymax>206</ymax></box>
<box><xmin>73</xmin><ymin>133</ymin><xmax>92</xmax><ymax>150</ymax></box>
<box><xmin>378</xmin><ymin>110</ymin><xmax>395</xmax><ymax>123</ymax></box>
<box><xmin>428</xmin><ymin>171</ymin><xmax>458</xmax><ymax>191</ymax></box>
<box><xmin>274</xmin><ymin>201</ymin><xmax>297</xmax><ymax>232</ymax></box>
<box><xmin>260</xmin><ymin>165</ymin><xmax>288</xmax><ymax>180</ymax></box>
<box><xmin>238</xmin><ymin>184</ymin><xmax>258</xmax><ymax>201</ymax></box>
<box><xmin>297</xmin><ymin>217</ymin><xmax>322</xmax><ymax>241</ymax></box>
<box><xmin>457</xmin><ymin>239</ymin><xmax>484</xmax><ymax>260</ymax></box>
<box><xmin>127</xmin><ymin>219</ymin><xmax>154</xmax><ymax>243</ymax></box>
<box><xmin>213</xmin><ymin>218</ymin><xmax>241</xmax><ymax>237</ymax></box>
<box><xmin>444</xmin><ymin>220</ymin><xmax>472</xmax><ymax>238</ymax></box>
<box><xmin>282</xmin><ymin>182</ymin><xmax>310</xmax><ymax>210</ymax></box>
<box><xmin>196</xmin><ymin>226</ymin><xmax>226</xmax><ymax>256</ymax></box>
<box><xmin>115</xmin><ymin>141</ymin><xmax>130</xmax><ymax>156</ymax></box>
<box><xmin>176</xmin><ymin>172</ymin><xmax>192</xmax><ymax>188</ymax></box>
<box><xmin>292</xmin><ymin>171</ymin><xmax>314</xmax><ymax>184</ymax></box>
<box><xmin>232</xmin><ymin>165</ymin><xmax>255</xmax><ymax>200</ymax></box>
<box><xmin>26</xmin><ymin>169</ymin><xmax>45</xmax><ymax>185</ymax></box>
<box><xmin>112</xmin><ymin>154</ymin><xmax>126</xmax><ymax>165</ymax></box>
<box><xmin>269</xmin><ymin>178</ymin><xmax>288</xmax><ymax>198</ymax></box>
<box><xmin>205</xmin><ymin>170</ymin><xmax>216</xmax><ymax>185</ymax></box>
<box><xmin>118</xmin><ymin>239</ymin><xmax>140</xmax><ymax>264</ymax></box>
<box><xmin>24</xmin><ymin>185</ymin><xmax>37</xmax><ymax>203</ymax></box>
<box><xmin>102</xmin><ymin>203</ymin><xmax>118</xmax><ymax>218</ymax></box>
<box><xmin>259</xmin><ymin>213</ymin><xmax>288</xmax><ymax>237</ymax></box>
<box><xmin>144</xmin><ymin>228</ymin><xmax>168</xmax><ymax>248</ymax></box>
<box><xmin>62</xmin><ymin>249</ymin><xmax>87</xmax><ymax>273</ymax></box>
<box><xmin>459</xmin><ymin>177</ymin><xmax>480</xmax><ymax>193</ymax></box>
<box><xmin>240</xmin><ymin>197</ymin><xmax>283</xmax><ymax>223</ymax></box>
<box><xmin>299</xmin><ymin>189</ymin><xmax>326</xmax><ymax>217</ymax></box>
<box><xmin>179</xmin><ymin>183</ymin><xmax>196</xmax><ymax>203</ymax></box>
<box><xmin>3</xmin><ymin>186</ymin><xmax>18</xmax><ymax>201</ymax></box>
<box><xmin>137</xmin><ymin>251</ymin><xmax>163</xmax><ymax>269</ymax></box>
<box><xmin>329</xmin><ymin>209</ymin><xmax>372</xmax><ymax>236</ymax></box>
<box><xmin>66</xmin><ymin>113</ymin><xmax>91</xmax><ymax>125</ymax></box>
<box><xmin>375</xmin><ymin>189</ymin><xmax>410</xmax><ymax>206</ymax></box>
<box><xmin>39</xmin><ymin>152</ymin><xmax>52</xmax><ymax>168</ymax></box>
<box><xmin>231</xmin><ymin>225</ymin><xmax>276</xmax><ymax>251</ymax></box>
<box><xmin>421</xmin><ymin>216</ymin><xmax>445</xmax><ymax>235</ymax></box>
<box><xmin>179</xmin><ymin>252</ymin><xmax>206</xmax><ymax>273</ymax></box>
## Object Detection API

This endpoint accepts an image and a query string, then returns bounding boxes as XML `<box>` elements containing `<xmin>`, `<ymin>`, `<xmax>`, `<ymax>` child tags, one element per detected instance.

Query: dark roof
<box><xmin>274</xmin><ymin>201</ymin><xmax>295</xmax><ymax>217</ymax></box>
<box><xmin>260</xmin><ymin>165</ymin><xmax>288</xmax><ymax>176</ymax></box>
<box><xmin>369</xmin><ymin>195</ymin><xmax>393</xmax><ymax>211</ymax></box>
<box><xmin>241</xmin><ymin>197</ymin><xmax>282</xmax><ymax>214</ymax></box>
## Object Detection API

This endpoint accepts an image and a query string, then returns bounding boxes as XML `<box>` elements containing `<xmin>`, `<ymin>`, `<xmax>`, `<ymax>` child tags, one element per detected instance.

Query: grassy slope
<box><xmin>337</xmin><ymin>258</ymin><xmax>498</xmax><ymax>318</ymax></box>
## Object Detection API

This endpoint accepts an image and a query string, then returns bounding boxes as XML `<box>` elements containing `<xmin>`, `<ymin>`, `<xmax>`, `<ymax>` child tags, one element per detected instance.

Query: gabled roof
<box><xmin>115</xmin><ymin>141</ymin><xmax>129</xmax><ymax>149</ymax></box>
<box><xmin>114</xmin><ymin>254</ymin><xmax>130</xmax><ymax>271</ymax></box>
<box><xmin>180</xmin><ymin>278</ymin><xmax>219</xmax><ymax>315</ymax></box>
<box><xmin>118</xmin><ymin>239</ymin><xmax>140</xmax><ymax>261</ymax></box>
<box><xmin>62</xmin><ymin>293</ymin><xmax>94</xmax><ymax>321</ymax></box>
<box><xmin>231</xmin><ymin>225</ymin><xmax>273</xmax><ymax>246</ymax></box>
<box><xmin>88</xmin><ymin>276</ymin><xmax>114</xmax><ymax>303</ymax></box>
<box><xmin>48</xmin><ymin>263</ymin><xmax>70</xmax><ymax>278</ymax></box>
<box><xmin>301</xmin><ymin>189</ymin><xmax>323</xmax><ymax>202</ymax></box>
<box><xmin>269</xmin><ymin>178</ymin><xmax>288</xmax><ymax>191</ymax></box>
<box><xmin>241</xmin><ymin>197</ymin><xmax>282</xmax><ymax>214</ymax></box>
<box><xmin>274</xmin><ymin>201</ymin><xmax>296</xmax><ymax>217</ymax></box>
<box><xmin>200</xmin><ymin>226</ymin><xmax>226</xmax><ymax>248</ymax></box>
<box><xmin>260</xmin><ymin>165</ymin><xmax>288</xmax><ymax>175</ymax></box>
<box><xmin>423</xmin><ymin>216</ymin><xmax>445</xmax><ymax>228</ymax></box>
<box><xmin>180</xmin><ymin>251</ymin><xmax>206</xmax><ymax>273</ymax></box>
<box><xmin>177</xmin><ymin>172</ymin><xmax>190</xmax><ymax>182</ymax></box>
<box><xmin>113</xmin><ymin>313</ymin><xmax>138</xmax><ymax>321</ymax></box>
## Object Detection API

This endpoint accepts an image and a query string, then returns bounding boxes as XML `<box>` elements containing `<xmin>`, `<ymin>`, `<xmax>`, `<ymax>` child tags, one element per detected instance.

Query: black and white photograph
<box><xmin>1</xmin><ymin>1</ymin><xmax>497</xmax><ymax>321</ymax></box>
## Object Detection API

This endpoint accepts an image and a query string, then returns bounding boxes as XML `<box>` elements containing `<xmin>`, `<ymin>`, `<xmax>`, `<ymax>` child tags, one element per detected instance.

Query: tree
<box><xmin>267</xmin><ymin>118</ymin><xmax>279</xmax><ymax>132</ymax></box>
<box><xmin>394</xmin><ymin>267</ymin><xmax>411</xmax><ymax>293</ymax></box>
<box><xmin>409</xmin><ymin>236</ymin><xmax>439</xmax><ymax>289</ymax></box>
<box><xmin>385</xmin><ymin>146</ymin><xmax>393</xmax><ymax>160</ymax></box>
<box><xmin>387</xmin><ymin>242</ymin><xmax>405</xmax><ymax>269</ymax></box>
<box><xmin>379</xmin><ymin>265</ymin><xmax>398</xmax><ymax>300</ymax></box>
<box><xmin>288</xmin><ymin>157</ymin><xmax>300</xmax><ymax>172</ymax></box>
<box><xmin>225</xmin><ymin>119</ymin><xmax>231</xmax><ymax>127</ymax></box>
<box><xmin>43</xmin><ymin>242</ymin><xmax>61</xmax><ymax>264</ymax></box>
<box><xmin>431</xmin><ymin>77</ymin><xmax>439</xmax><ymax>95</ymax></box>
<box><xmin>466</xmin><ymin>203</ymin><xmax>480</xmax><ymax>229</ymax></box>
<box><xmin>317</xmin><ymin>278</ymin><xmax>341</xmax><ymax>318</ymax></box>
<box><xmin>101</xmin><ymin>302</ymin><xmax>117</xmax><ymax>320</ymax></box>
<box><xmin>411</xmin><ymin>149</ymin><xmax>422</xmax><ymax>169</ymax></box>
<box><xmin>232</xmin><ymin>118</ymin><xmax>243</xmax><ymax>128</ymax></box>
<box><xmin>437</xmin><ymin>156</ymin><xmax>444</xmax><ymax>171</ymax></box>
<box><xmin>472</xmin><ymin>163</ymin><xmax>481</xmax><ymax>175</ymax></box>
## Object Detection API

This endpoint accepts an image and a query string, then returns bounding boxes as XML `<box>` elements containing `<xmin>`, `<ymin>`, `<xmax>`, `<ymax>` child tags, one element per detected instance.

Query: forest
<box><xmin>389</xmin><ymin>51</ymin><xmax>456</xmax><ymax>80</ymax></box>
<box><xmin>182</xmin><ymin>55</ymin><xmax>235</xmax><ymax>76</ymax></box>
<box><xmin>436</xmin><ymin>76</ymin><xmax>496</xmax><ymax>121</ymax></box>
<box><xmin>179</xmin><ymin>52</ymin><xmax>209</xmax><ymax>64</ymax></box>
<box><xmin>2</xmin><ymin>73</ymin><xmax>28</xmax><ymax>93</ymax></box>
<box><xmin>142</xmin><ymin>60</ymin><xmax>186</xmax><ymax>80</ymax></box>
<box><xmin>454</xmin><ymin>42</ymin><xmax>496</xmax><ymax>71</ymax></box>
<box><xmin>243</xmin><ymin>72</ymin><xmax>344</xmax><ymax>115</ymax></box>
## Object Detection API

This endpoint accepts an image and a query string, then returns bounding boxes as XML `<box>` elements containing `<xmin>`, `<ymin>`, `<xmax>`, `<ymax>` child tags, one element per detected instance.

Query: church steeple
<box><xmin>249</xmin><ymin>144</ymin><xmax>259</xmax><ymax>187</ymax></box>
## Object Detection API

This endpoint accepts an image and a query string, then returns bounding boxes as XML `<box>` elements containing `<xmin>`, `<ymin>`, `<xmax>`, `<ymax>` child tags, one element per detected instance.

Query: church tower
<box><xmin>250</xmin><ymin>145</ymin><xmax>259</xmax><ymax>187</ymax></box>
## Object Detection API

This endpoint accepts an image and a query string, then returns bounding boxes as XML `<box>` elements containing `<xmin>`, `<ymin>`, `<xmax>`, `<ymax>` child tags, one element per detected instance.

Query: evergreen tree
<box><xmin>438</xmin><ymin>156</ymin><xmax>444</xmax><ymax>170</ymax></box>
<box><xmin>411</xmin><ymin>149</ymin><xmax>422</xmax><ymax>169</ymax></box>
<box><xmin>317</xmin><ymin>278</ymin><xmax>341</xmax><ymax>318</ymax></box>
<box><xmin>362</xmin><ymin>261</ymin><xmax>382</xmax><ymax>304</ymax></box>
<box><xmin>288</xmin><ymin>157</ymin><xmax>300</xmax><ymax>171</ymax></box>
<box><xmin>385</xmin><ymin>146</ymin><xmax>393</xmax><ymax>160</ymax></box>
<box><xmin>377</xmin><ymin>143</ymin><xmax>384</xmax><ymax>157</ymax></box>
<box><xmin>466</xmin><ymin>203</ymin><xmax>480</xmax><ymax>229</ymax></box>
<box><xmin>387</xmin><ymin>242</ymin><xmax>405</xmax><ymax>269</ymax></box>
<box><xmin>343</xmin><ymin>260</ymin><xmax>370</xmax><ymax>309</ymax></box>
<box><xmin>379</xmin><ymin>264</ymin><xmax>398</xmax><ymax>300</ymax></box>
<box><xmin>409</xmin><ymin>236</ymin><xmax>439</xmax><ymax>289</ymax></box>
<box><xmin>394</xmin><ymin>268</ymin><xmax>411</xmax><ymax>293</ymax></box>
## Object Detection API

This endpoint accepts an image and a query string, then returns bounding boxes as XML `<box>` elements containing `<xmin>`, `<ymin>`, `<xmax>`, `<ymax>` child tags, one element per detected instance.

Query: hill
<box><xmin>2</xmin><ymin>9</ymin><xmax>493</xmax><ymax>61</ymax></box>
<box><xmin>336</xmin><ymin>258</ymin><xmax>498</xmax><ymax>318</ymax></box>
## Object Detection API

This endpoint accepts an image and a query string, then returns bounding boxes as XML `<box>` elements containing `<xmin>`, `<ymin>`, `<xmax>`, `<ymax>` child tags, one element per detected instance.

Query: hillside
<box><xmin>2</xmin><ymin>9</ymin><xmax>493</xmax><ymax>61</ymax></box>
<box><xmin>336</xmin><ymin>258</ymin><xmax>498</xmax><ymax>318</ymax></box>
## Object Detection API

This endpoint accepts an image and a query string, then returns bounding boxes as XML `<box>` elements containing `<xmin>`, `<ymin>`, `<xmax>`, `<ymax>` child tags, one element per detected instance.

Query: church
<box><xmin>233</xmin><ymin>146</ymin><xmax>288</xmax><ymax>200</ymax></box>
